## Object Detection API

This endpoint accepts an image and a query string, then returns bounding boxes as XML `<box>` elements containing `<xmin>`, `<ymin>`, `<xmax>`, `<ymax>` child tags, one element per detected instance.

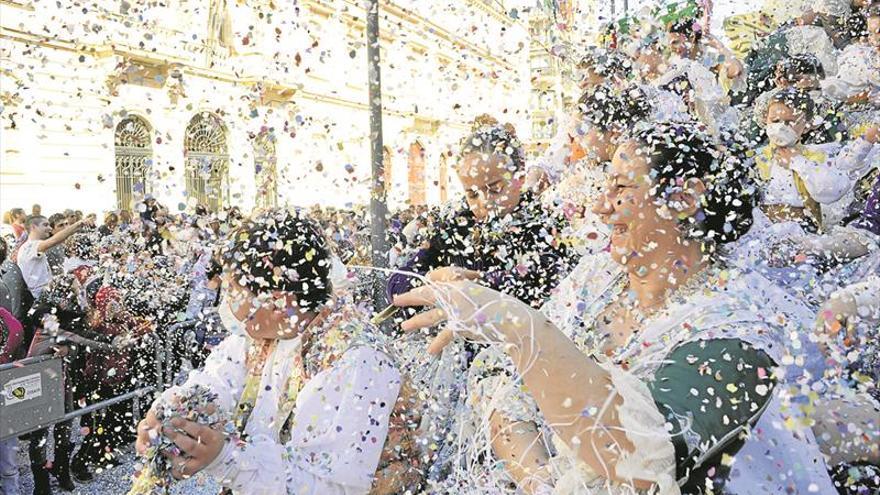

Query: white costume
<box><xmin>459</xmin><ymin>253</ymin><xmax>837</xmax><ymax>494</ymax></box>
<box><xmin>158</xmin><ymin>300</ymin><xmax>401</xmax><ymax>495</ymax></box>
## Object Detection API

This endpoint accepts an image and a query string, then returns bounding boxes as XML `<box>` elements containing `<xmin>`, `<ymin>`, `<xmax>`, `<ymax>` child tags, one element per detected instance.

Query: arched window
<box><xmin>253</xmin><ymin>130</ymin><xmax>277</xmax><ymax>208</ymax></box>
<box><xmin>407</xmin><ymin>142</ymin><xmax>426</xmax><ymax>206</ymax></box>
<box><xmin>114</xmin><ymin>115</ymin><xmax>152</xmax><ymax>211</ymax></box>
<box><xmin>185</xmin><ymin>112</ymin><xmax>229</xmax><ymax>212</ymax></box>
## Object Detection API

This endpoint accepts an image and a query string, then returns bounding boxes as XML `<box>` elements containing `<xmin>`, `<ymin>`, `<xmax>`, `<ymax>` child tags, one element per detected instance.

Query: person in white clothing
<box><xmin>16</xmin><ymin>213</ymin><xmax>94</xmax><ymax>298</ymax></box>
<box><xmin>134</xmin><ymin>209</ymin><xmax>409</xmax><ymax>495</ymax></box>
<box><xmin>755</xmin><ymin>88</ymin><xmax>878</xmax><ymax>231</ymax></box>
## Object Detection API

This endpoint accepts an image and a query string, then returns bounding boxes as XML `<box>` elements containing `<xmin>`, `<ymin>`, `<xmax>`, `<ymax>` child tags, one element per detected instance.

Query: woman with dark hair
<box><xmin>394</xmin><ymin>121</ymin><xmax>845</xmax><ymax>494</ymax></box>
<box><xmin>653</xmin><ymin>3</ymin><xmax>744</xmax><ymax>135</ymax></box>
<box><xmin>746</xmin><ymin>53</ymin><xmax>848</xmax><ymax>146</ymax></box>
<box><xmin>133</xmin><ymin>209</ymin><xmax>410</xmax><ymax>495</ymax></box>
<box><xmin>526</xmin><ymin>48</ymin><xmax>635</xmax><ymax>193</ymax></box>
<box><xmin>387</xmin><ymin>118</ymin><xmax>573</xmax><ymax>310</ymax></box>
<box><xmin>544</xmin><ymin>84</ymin><xmax>656</xmax><ymax>256</ymax></box>
<box><xmin>9</xmin><ymin>208</ymin><xmax>26</xmax><ymax>241</ymax></box>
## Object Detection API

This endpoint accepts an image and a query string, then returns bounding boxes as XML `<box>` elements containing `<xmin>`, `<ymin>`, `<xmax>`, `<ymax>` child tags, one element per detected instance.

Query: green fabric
<box><xmin>648</xmin><ymin>338</ymin><xmax>776</xmax><ymax>494</ymax></box>
<box><xmin>743</xmin><ymin>31</ymin><xmax>791</xmax><ymax>105</ymax></box>
<box><xmin>655</xmin><ymin>0</ymin><xmax>702</xmax><ymax>27</ymax></box>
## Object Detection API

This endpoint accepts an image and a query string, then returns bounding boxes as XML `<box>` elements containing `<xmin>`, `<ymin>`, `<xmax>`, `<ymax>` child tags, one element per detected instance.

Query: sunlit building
<box><xmin>0</xmin><ymin>0</ymin><xmax>532</xmax><ymax>215</ymax></box>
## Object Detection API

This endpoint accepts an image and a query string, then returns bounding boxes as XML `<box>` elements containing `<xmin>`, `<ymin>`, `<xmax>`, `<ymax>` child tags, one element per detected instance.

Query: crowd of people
<box><xmin>1</xmin><ymin>0</ymin><xmax>880</xmax><ymax>494</ymax></box>
<box><xmin>0</xmin><ymin>199</ymin><xmax>381</xmax><ymax>495</ymax></box>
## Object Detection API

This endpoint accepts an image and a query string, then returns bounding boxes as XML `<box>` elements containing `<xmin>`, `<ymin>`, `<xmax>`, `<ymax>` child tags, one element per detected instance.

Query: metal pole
<box><xmin>623</xmin><ymin>0</ymin><xmax>628</xmax><ymax>15</ymax></box>
<box><xmin>366</xmin><ymin>0</ymin><xmax>389</xmax><ymax>310</ymax></box>
<box><xmin>611</xmin><ymin>0</ymin><xmax>616</xmax><ymax>18</ymax></box>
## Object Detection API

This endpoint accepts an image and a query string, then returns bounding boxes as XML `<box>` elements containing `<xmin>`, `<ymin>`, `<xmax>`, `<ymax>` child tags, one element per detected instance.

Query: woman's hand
<box><xmin>525</xmin><ymin>167</ymin><xmax>550</xmax><ymax>194</ymax></box>
<box><xmin>773</xmin><ymin>145</ymin><xmax>798</xmax><ymax>164</ymax></box>
<box><xmin>815</xmin><ymin>293</ymin><xmax>858</xmax><ymax>348</ymax></box>
<box><xmin>111</xmin><ymin>334</ymin><xmax>134</xmax><ymax>349</ymax></box>
<box><xmin>392</xmin><ymin>280</ymin><xmax>535</xmax><ymax>355</ymax></box>
<box><xmin>135</xmin><ymin>408</ymin><xmax>162</xmax><ymax>456</ymax></box>
<box><xmin>162</xmin><ymin>417</ymin><xmax>226</xmax><ymax>480</ymax></box>
<box><xmin>862</xmin><ymin>125</ymin><xmax>879</xmax><ymax>144</ymax></box>
<box><xmin>723</xmin><ymin>59</ymin><xmax>743</xmax><ymax>79</ymax></box>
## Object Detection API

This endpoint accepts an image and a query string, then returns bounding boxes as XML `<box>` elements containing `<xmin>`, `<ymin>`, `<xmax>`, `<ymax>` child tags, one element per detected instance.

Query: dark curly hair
<box><xmin>577</xmin><ymin>48</ymin><xmax>633</xmax><ymax>80</ymax></box>
<box><xmin>459</xmin><ymin>116</ymin><xmax>525</xmax><ymax>174</ymax></box>
<box><xmin>776</xmin><ymin>54</ymin><xmax>825</xmax><ymax>84</ymax></box>
<box><xmin>769</xmin><ymin>87</ymin><xmax>817</xmax><ymax>121</ymax></box>
<box><xmin>578</xmin><ymin>83</ymin><xmax>652</xmax><ymax>132</ymax></box>
<box><xmin>629</xmin><ymin>121</ymin><xmax>757</xmax><ymax>248</ymax></box>
<box><xmin>222</xmin><ymin>209</ymin><xmax>332</xmax><ymax>311</ymax></box>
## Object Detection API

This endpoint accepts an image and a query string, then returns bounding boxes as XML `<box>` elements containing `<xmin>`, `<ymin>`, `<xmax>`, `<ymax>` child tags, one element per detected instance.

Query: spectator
<box><xmin>118</xmin><ymin>210</ymin><xmax>133</xmax><ymax>231</ymax></box>
<box><xmin>9</xmin><ymin>208</ymin><xmax>26</xmax><ymax>241</ymax></box>
<box><xmin>1</xmin><ymin>211</ymin><xmax>16</xmax><ymax>248</ymax></box>
<box><xmin>17</xmin><ymin>214</ymin><xmax>94</xmax><ymax>299</ymax></box>
<box><xmin>45</xmin><ymin>214</ymin><xmax>70</xmax><ymax>276</ymax></box>
<box><xmin>0</xmin><ymin>305</ymin><xmax>24</xmax><ymax>495</ymax></box>
<box><xmin>98</xmin><ymin>212</ymin><xmax>118</xmax><ymax>237</ymax></box>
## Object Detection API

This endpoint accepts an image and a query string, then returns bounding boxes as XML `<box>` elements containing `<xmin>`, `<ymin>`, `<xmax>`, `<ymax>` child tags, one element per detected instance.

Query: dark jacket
<box><xmin>852</xmin><ymin>175</ymin><xmax>880</xmax><ymax>236</ymax></box>
<box><xmin>0</xmin><ymin>259</ymin><xmax>33</xmax><ymax>321</ymax></box>
<box><xmin>387</xmin><ymin>192</ymin><xmax>574</xmax><ymax>308</ymax></box>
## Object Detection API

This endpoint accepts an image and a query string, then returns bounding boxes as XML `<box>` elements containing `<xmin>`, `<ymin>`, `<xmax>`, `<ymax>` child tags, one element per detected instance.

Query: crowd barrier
<box><xmin>0</xmin><ymin>318</ymin><xmax>222</xmax><ymax>441</ymax></box>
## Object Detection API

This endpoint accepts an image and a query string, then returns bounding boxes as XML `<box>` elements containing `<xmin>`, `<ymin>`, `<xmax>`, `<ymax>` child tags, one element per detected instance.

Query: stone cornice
<box><xmin>0</xmin><ymin>0</ymin><xmax>33</xmax><ymax>11</ymax></box>
<box><xmin>1</xmin><ymin>27</ymin><xmax>473</xmax><ymax>130</ymax></box>
<box><xmin>303</xmin><ymin>0</ymin><xmax>521</xmax><ymax>72</ymax></box>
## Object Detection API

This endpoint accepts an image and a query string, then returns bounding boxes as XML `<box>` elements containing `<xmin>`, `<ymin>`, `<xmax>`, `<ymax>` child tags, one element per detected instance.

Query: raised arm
<box><xmin>395</xmin><ymin>281</ymin><xmax>776</xmax><ymax>492</ymax></box>
<box><xmin>38</xmin><ymin>215</ymin><xmax>95</xmax><ymax>253</ymax></box>
<box><xmin>394</xmin><ymin>283</ymin><xmax>668</xmax><ymax>489</ymax></box>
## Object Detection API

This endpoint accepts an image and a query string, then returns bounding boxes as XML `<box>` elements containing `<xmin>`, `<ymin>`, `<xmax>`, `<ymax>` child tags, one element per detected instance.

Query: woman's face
<box><xmin>636</xmin><ymin>48</ymin><xmax>664</xmax><ymax>80</ymax></box>
<box><xmin>457</xmin><ymin>153</ymin><xmax>524</xmax><ymax>222</ymax></box>
<box><xmin>667</xmin><ymin>32</ymin><xmax>693</xmax><ymax>58</ymax></box>
<box><xmin>224</xmin><ymin>277</ymin><xmax>302</xmax><ymax>340</ymax></box>
<box><xmin>868</xmin><ymin>16</ymin><xmax>880</xmax><ymax>48</ymax></box>
<box><xmin>766</xmin><ymin>101</ymin><xmax>808</xmax><ymax>136</ymax></box>
<box><xmin>579</xmin><ymin>127</ymin><xmax>619</xmax><ymax>164</ymax></box>
<box><xmin>591</xmin><ymin>141</ymin><xmax>685</xmax><ymax>269</ymax></box>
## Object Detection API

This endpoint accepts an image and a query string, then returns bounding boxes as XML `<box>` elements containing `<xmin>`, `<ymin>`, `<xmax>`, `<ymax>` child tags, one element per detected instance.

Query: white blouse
<box><xmin>763</xmin><ymin>164</ymin><xmax>805</xmax><ymax>207</ymax></box>
<box><xmin>822</xmin><ymin>44</ymin><xmax>880</xmax><ymax>103</ymax></box>
<box><xmin>161</xmin><ymin>333</ymin><xmax>401</xmax><ymax>495</ymax></box>
<box><xmin>758</xmin><ymin>143</ymin><xmax>857</xmax><ymax>208</ymax></box>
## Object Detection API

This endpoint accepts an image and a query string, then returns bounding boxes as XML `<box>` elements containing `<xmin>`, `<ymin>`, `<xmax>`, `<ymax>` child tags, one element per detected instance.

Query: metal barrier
<box><xmin>0</xmin><ymin>356</ymin><xmax>66</xmax><ymax>440</ymax></box>
<box><xmin>0</xmin><ymin>338</ymin><xmax>163</xmax><ymax>441</ymax></box>
<box><xmin>0</xmin><ymin>317</ymin><xmax>227</xmax><ymax>441</ymax></box>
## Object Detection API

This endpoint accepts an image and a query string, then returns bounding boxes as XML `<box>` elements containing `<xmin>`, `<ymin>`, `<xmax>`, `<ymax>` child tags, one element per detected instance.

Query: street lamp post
<box><xmin>366</xmin><ymin>0</ymin><xmax>389</xmax><ymax>309</ymax></box>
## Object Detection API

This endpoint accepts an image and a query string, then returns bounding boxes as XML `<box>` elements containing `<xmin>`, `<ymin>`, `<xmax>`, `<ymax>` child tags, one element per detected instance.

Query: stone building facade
<box><xmin>0</xmin><ymin>0</ymin><xmax>531</xmax><ymax>215</ymax></box>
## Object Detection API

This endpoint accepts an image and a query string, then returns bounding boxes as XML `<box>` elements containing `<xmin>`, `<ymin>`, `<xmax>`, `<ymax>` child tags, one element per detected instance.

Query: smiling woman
<box><xmin>393</xmin><ymin>120</ymin><xmax>854</xmax><ymax>494</ymax></box>
<box><xmin>593</xmin><ymin>122</ymin><xmax>756</xmax><ymax>282</ymax></box>
<box><xmin>386</xmin><ymin>116</ymin><xmax>574</xmax><ymax>309</ymax></box>
<box><xmin>133</xmin><ymin>209</ymin><xmax>404</xmax><ymax>495</ymax></box>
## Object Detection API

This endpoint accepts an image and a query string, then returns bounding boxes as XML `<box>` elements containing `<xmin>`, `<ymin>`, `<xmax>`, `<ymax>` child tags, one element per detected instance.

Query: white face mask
<box><xmin>766</xmin><ymin>122</ymin><xmax>801</xmax><ymax>147</ymax></box>
<box><xmin>217</xmin><ymin>299</ymin><xmax>246</xmax><ymax>336</ymax></box>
